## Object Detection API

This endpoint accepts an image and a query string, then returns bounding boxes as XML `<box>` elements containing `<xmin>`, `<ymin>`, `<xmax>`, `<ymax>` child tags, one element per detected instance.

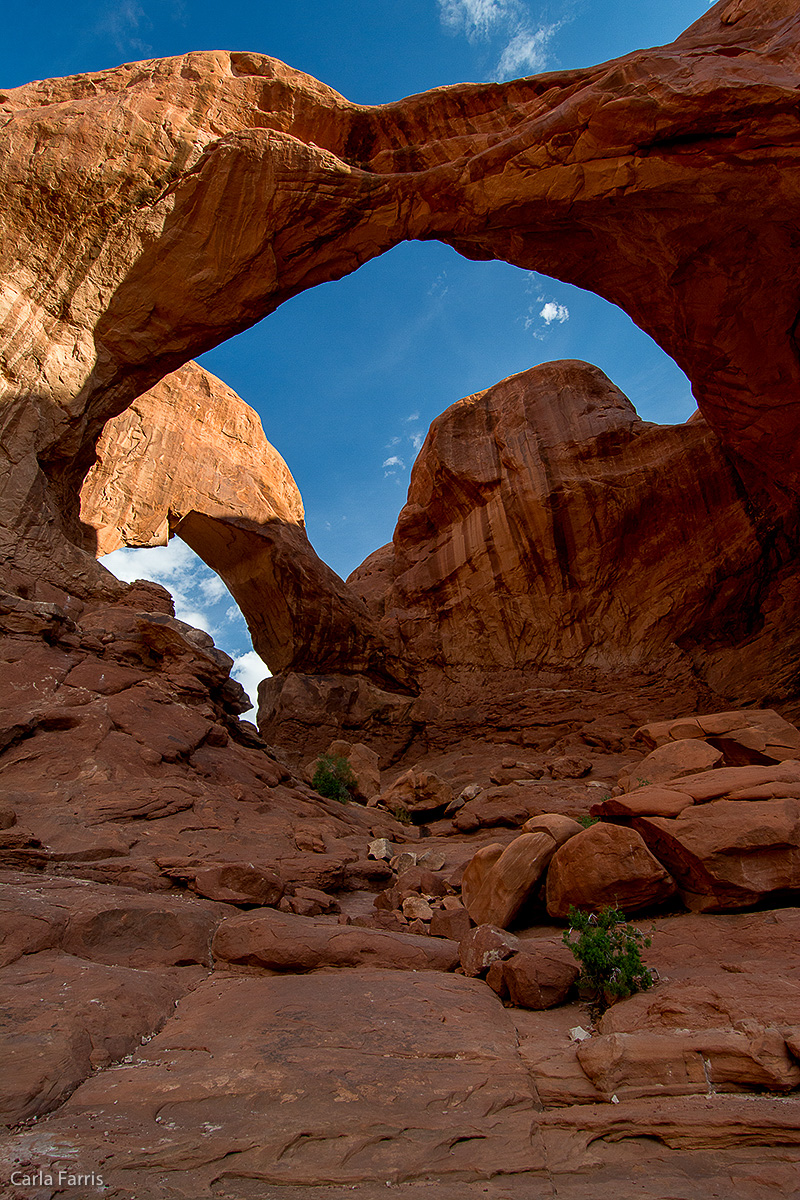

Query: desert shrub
<box><xmin>577</xmin><ymin>814</ymin><xmax>600</xmax><ymax>828</ymax></box>
<box><xmin>562</xmin><ymin>905</ymin><xmax>654</xmax><ymax>1007</ymax></box>
<box><xmin>312</xmin><ymin>753</ymin><xmax>357</xmax><ymax>803</ymax></box>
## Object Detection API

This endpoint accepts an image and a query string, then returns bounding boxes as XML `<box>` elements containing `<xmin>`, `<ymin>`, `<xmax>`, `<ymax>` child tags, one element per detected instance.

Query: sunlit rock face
<box><xmin>80</xmin><ymin>361</ymin><xmax>402</xmax><ymax>685</ymax></box>
<box><xmin>1</xmin><ymin>0</ymin><xmax>800</xmax><ymax>604</ymax></box>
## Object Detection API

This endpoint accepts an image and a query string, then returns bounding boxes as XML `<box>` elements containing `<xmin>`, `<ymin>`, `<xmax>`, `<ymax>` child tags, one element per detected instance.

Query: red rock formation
<box><xmin>349</xmin><ymin>360</ymin><xmax>800</xmax><ymax>701</ymax></box>
<box><xmin>2</xmin><ymin>0</ymin><xmax>800</xmax><ymax>604</ymax></box>
<box><xmin>80</xmin><ymin>360</ymin><xmax>406</xmax><ymax>684</ymax></box>
<box><xmin>3</xmin><ymin>6</ymin><xmax>800</xmax><ymax>1192</ymax></box>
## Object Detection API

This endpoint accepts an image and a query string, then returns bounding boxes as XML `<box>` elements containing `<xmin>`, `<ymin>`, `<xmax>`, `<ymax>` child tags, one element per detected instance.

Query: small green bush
<box><xmin>563</xmin><ymin>905</ymin><xmax>654</xmax><ymax>1008</ymax></box>
<box><xmin>577</xmin><ymin>814</ymin><xmax>600</xmax><ymax>828</ymax></box>
<box><xmin>312</xmin><ymin>753</ymin><xmax>357</xmax><ymax>804</ymax></box>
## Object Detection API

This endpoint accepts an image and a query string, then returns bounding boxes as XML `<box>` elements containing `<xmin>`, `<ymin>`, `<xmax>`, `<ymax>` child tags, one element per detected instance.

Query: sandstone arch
<box><xmin>80</xmin><ymin>361</ymin><xmax>407</xmax><ymax>685</ymax></box>
<box><xmin>1</xmin><ymin>0</ymin><xmax>799</xmax><ymax>604</ymax></box>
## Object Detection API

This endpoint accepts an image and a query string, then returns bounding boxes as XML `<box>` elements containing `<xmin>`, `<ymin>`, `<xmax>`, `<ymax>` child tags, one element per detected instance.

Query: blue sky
<box><xmin>3</xmin><ymin>0</ymin><xmax>714</xmax><ymax>711</ymax></box>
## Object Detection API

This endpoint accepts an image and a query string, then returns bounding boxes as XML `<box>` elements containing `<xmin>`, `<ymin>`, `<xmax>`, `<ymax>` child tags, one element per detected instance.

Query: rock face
<box><xmin>348</xmin><ymin>361</ymin><xmax>799</xmax><ymax>699</ymax></box>
<box><xmin>546</xmin><ymin>823</ymin><xmax>677</xmax><ymax>918</ymax></box>
<box><xmin>4</xmin><ymin>4</ymin><xmax>800</xmax><ymax>1196</ymax></box>
<box><xmin>80</xmin><ymin>360</ymin><xmax>404</xmax><ymax>685</ymax></box>
<box><xmin>1</xmin><ymin>0</ymin><xmax>800</xmax><ymax>620</ymax></box>
<box><xmin>0</xmin><ymin>583</ymin><xmax>409</xmax><ymax>896</ymax></box>
<box><xmin>634</xmin><ymin>799</ymin><xmax>800</xmax><ymax>912</ymax></box>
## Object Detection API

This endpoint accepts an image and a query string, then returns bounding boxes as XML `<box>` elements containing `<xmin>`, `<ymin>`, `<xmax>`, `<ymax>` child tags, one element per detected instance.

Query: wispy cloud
<box><xmin>383</xmin><ymin>455</ymin><xmax>406</xmax><ymax>470</ymax></box>
<box><xmin>439</xmin><ymin>0</ymin><xmax>516</xmax><ymax>39</ymax></box>
<box><xmin>94</xmin><ymin>0</ymin><xmax>153</xmax><ymax>56</ymax></box>
<box><xmin>404</xmin><ymin>412</ymin><xmax>420</xmax><ymax>423</ymax></box>
<box><xmin>438</xmin><ymin>0</ymin><xmax>560</xmax><ymax>79</ymax></box>
<box><xmin>497</xmin><ymin>25</ymin><xmax>556</xmax><ymax>76</ymax></box>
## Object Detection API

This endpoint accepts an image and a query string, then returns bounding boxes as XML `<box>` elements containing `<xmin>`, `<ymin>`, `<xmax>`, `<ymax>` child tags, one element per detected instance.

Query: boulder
<box><xmin>376</xmin><ymin>865</ymin><xmax>449</xmax><ymax>913</ymax></box>
<box><xmin>550</xmin><ymin>755</ymin><xmax>593</xmax><ymax>780</ymax></box>
<box><xmin>521</xmin><ymin>813</ymin><xmax>584</xmax><ymax>845</ymax></box>
<box><xmin>191</xmin><ymin>863</ymin><xmax>285</xmax><ymax>907</ymax></box>
<box><xmin>429</xmin><ymin>902</ymin><xmax>472</xmax><ymax>942</ymax></box>
<box><xmin>619</xmin><ymin>740</ymin><xmax>723</xmax><ymax>792</ymax></box>
<box><xmin>459</xmin><ymin>925</ymin><xmax>521</xmax><ymax>979</ymax></box>
<box><xmin>546</xmin><ymin>823</ymin><xmax>677</xmax><ymax>918</ymax></box>
<box><xmin>464</xmin><ymin>831</ymin><xmax>559</xmax><ymax>928</ymax></box>
<box><xmin>460</xmin><ymin>842</ymin><xmax>504</xmax><ymax>913</ymax></box>
<box><xmin>367</xmin><ymin>837</ymin><xmax>394</xmax><ymax>861</ymax></box>
<box><xmin>487</xmin><ymin>945</ymin><xmax>580</xmax><ymax>1010</ymax></box>
<box><xmin>663</xmin><ymin>761</ymin><xmax>800</xmax><ymax>803</ymax></box>
<box><xmin>636</xmin><ymin>709</ymin><xmax>800</xmax><ymax>764</ymax></box>
<box><xmin>326</xmin><ymin>739</ymin><xmax>381</xmax><ymax>802</ymax></box>
<box><xmin>402</xmin><ymin>895</ymin><xmax>433</xmax><ymax>922</ymax></box>
<box><xmin>374</xmin><ymin>769</ymin><xmax>454</xmax><ymax>821</ymax></box>
<box><xmin>452</xmin><ymin>785</ymin><xmax>538</xmax><ymax>831</ymax></box>
<box><xmin>634</xmin><ymin>799</ymin><xmax>800</xmax><ymax>912</ymax></box>
<box><xmin>591</xmin><ymin>787</ymin><xmax>695</xmax><ymax>819</ymax></box>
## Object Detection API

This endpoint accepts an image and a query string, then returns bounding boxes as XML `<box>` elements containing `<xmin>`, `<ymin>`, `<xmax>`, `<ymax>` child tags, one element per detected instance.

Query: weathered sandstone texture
<box><xmin>1</xmin><ymin>0</ymin><xmax>800</xmax><ymax>610</ymax></box>
<box><xmin>349</xmin><ymin>360</ymin><xmax>800</xmax><ymax>701</ymax></box>
<box><xmin>80</xmin><ymin>360</ymin><xmax>403</xmax><ymax>684</ymax></box>
<box><xmin>3</xmin><ymin>2</ymin><xmax>800</xmax><ymax>1196</ymax></box>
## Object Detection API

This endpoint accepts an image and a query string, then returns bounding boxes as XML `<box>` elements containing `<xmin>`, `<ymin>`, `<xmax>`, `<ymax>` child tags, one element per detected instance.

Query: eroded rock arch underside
<box><xmin>2</xmin><ymin>0</ymin><xmax>800</xmax><ymax>729</ymax></box>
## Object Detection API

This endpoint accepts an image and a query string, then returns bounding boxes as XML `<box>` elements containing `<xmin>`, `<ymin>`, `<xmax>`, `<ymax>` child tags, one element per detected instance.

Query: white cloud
<box><xmin>230</xmin><ymin>650</ymin><xmax>271</xmax><ymax>722</ymax></box>
<box><xmin>382</xmin><ymin>455</ymin><xmax>405</xmax><ymax>470</ymax></box>
<box><xmin>386</xmin><ymin>435</ymin><xmax>401</xmax><ymax>447</ymax></box>
<box><xmin>404</xmin><ymin>412</ymin><xmax>420</xmax><ymax>423</ymax></box>
<box><xmin>540</xmin><ymin>301</ymin><xmax>570</xmax><ymax>324</ymax></box>
<box><xmin>102</xmin><ymin>538</ymin><xmax>195</xmax><ymax>586</ymax></box>
<box><xmin>410</xmin><ymin>432</ymin><xmax>424</xmax><ymax>451</ymax></box>
<box><xmin>101</xmin><ymin>539</ymin><xmax>271</xmax><ymax>723</ymax></box>
<box><xmin>438</xmin><ymin>0</ymin><xmax>560</xmax><ymax>81</ymax></box>
<box><xmin>497</xmin><ymin>23</ymin><xmax>557</xmax><ymax>76</ymax></box>
<box><xmin>199</xmin><ymin>573</ymin><xmax>229</xmax><ymax>603</ymax></box>
<box><xmin>439</xmin><ymin>0</ymin><xmax>515</xmax><ymax>39</ymax></box>
<box><xmin>101</xmin><ymin>539</ymin><xmax>252</xmax><ymax>653</ymax></box>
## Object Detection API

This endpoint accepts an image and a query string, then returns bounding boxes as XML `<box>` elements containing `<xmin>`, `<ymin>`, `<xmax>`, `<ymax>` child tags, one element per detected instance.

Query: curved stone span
<box><xmin>0</xmin><ymin>0</ymin><xmax>799</xmax><ymax>596</ymax></box>
<box><xmin>80</xmin><ymin>361</ymin><xmax>405</xmax><ymax>685</ymax></box>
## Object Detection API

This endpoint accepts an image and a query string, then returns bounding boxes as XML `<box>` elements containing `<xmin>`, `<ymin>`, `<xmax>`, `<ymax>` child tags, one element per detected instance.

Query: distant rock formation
<box><xmin>349</xmin><ymin>360</ymin><xmax>800</xmax><ymax>702</ymax></box>
<box><xmin>80</xmin><ymin>361</ymin><xmax>405</xmax><ymax>685</ymax></box>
